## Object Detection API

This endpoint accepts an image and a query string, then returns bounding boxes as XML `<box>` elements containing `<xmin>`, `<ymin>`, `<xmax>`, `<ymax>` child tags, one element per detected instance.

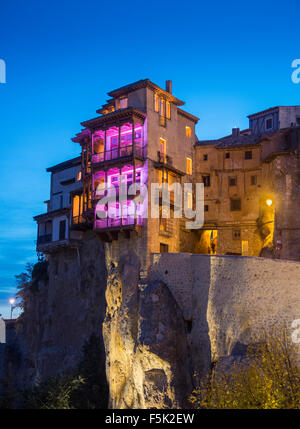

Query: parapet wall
<box><xmin>149</xmin><ymin>254</ymin><xmax>300</xmax><ymax>359</ymax></box>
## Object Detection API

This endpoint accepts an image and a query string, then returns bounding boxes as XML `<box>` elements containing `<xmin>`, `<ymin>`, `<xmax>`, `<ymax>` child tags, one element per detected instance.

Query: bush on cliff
<box><xmin>190</xmin><ymin>327</ymin><xmax>300</xmax><ymax>409</ymax></box>
<box><xmin>22</xmin><ymin>334</ymin><xmax>108</xmax><ymax>409</ymax></box>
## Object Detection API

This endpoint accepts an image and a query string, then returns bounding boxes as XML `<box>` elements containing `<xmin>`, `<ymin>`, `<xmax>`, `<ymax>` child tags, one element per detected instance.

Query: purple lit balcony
<box><xmin>92</xmin><ymin>123</ymin><xmax>145</xmax><ymax>166</ymax></box>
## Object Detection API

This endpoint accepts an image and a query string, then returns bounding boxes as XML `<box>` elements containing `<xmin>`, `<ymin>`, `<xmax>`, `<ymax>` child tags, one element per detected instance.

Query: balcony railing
<box><xmin>93</xmin><ymin>184</ymin><xmax>141</xmax><ymax>201</ymax></box>
<box><xmin>157</xmin><ymin>151</ymin><xmax>173</xmax><ymax>166</ymax></box>
<box><xmin>159</xmin><ymin>218</ymin><xmax>174</xmax><ymax>237</ymax></box>
<box><xmin>37</xmin><ymin>234</ymin><xmax>52</xmax><ymax>245</ymax></box>
<box><xmin>92</xmin><ymin>145</ymin><xmax>145</xmax><ymax>164</ymax></box>
<box><xmin>159</xmin><ymin>115</ymin><xmax>166</xmax><ymax>127</ymax></box>
<box><xmin>94</xmin><ymin>216</ymin><xmax>143</xmax><ymax>230</ymax></box>
<box><xmin>72</xmin><ymin>215</ymin><xmax>86</xmax><ymax>225</ymax></box>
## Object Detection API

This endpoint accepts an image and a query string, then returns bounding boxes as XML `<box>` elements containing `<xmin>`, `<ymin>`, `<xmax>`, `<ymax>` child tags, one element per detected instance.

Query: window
<box><xmin>204</xmin><ymin>204</ymin><xmax>209</xmax><ymax>212</ymax></box>
<box><xmin>159</xmin><ymin>98</ymin><xmax>166</xmax><ymax>117</ymax></box>
<box><xmin>229</xmin><ymin>176</ymin><xmax>237</xmax><ymax>187</ymax></box>
<box><xmin>186</xmin><ymin>157</ymin><xmax>192</xmax><ymax>175</ymax></box>
<box><xmin>166</xmin><ymin>101</ymin><xmax>171</xmax><ymax>119</ymax></box>
<box><xmin>160</xmin><ymin>138</ymin><xmax>166</xmax><ymax>163</ymax></box>
<box><xmin>77</xmin><ymin>170</ymin><xmax>82</xmax><ymax>181</ymax></box>
<box><xmin>154</xmin><ymin>94</ymin><xmax>159</xmax><ymax>112</ymax></box>
<box><xmin>202</xmin><ymin>175</ymin><xmax>210</xmax><ymax>187</ymax></box>
<box><xmin>251</xmin><ymin>175</ymin><xmax>257</xmax><ymax>185</ymax></box>
<box><xmin>266</xmin><ymin>117</ymin><xmax>273</xmax><ymax>130</ymax></box>
<box><xmin>119</xmin><ymin>97</ymin><xmax>128</xmax><ymax>109</ymax></box>
<box><xmin>60</xmin><ymin>195</ymin><xmax>63</xmax><ymax>209</ymax></box>
<box><xmin>59</xmin><ymin>220</ymin><xmax>66</xmax><ymax>241</ymax></box>
<box><xmin>160</xmin><ymin>243</ymin><xmax>169</xmax><ymax>253</ymax></box>
<box><xmin>225</xmin><ymin>152</ymin><xmax>230</xmax><ymax>159</ymax></box>
<box><xmin>186</xmin><ymin>126</ymin><xmax>192</xmax><ymax>138</ymax></box>
<box><xmin>203</xmin><ymin>154</ymin><xmax>208</xmax><ymax>161</ymax></box>
<box><xmin>296</xmin><ymin>117</ymin><xmax>300</xmax><ymax>127</ymax></box>
<box><xmin>187</xmin><ymin>192</ymin><xmax>193</xmax><ymax>209</ymax></box>
<box><xmin>245</xmin><ymin>151</ymin><xmax>252</xmax><ymax>160</ymax></box>
<box><xmin>230</xmin><ymin>199</ymin><xmax>241</xmax><ymax>211</ymax></box>
<box><xmin>232</xmin><ymin>229</ymin><xmax>241</xmax><ymax>240</ymax></box>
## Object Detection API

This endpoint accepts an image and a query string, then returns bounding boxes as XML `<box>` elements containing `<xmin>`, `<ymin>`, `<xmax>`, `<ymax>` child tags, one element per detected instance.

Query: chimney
<box><xmin>232</xmin><ymin>127</ymin><xmax>240</xmax><ymax>137</ymax></box>
<box><xmin>166</xmin><ymin>80</ymin><xmax>172</xmax><ymax>94</ymax></box>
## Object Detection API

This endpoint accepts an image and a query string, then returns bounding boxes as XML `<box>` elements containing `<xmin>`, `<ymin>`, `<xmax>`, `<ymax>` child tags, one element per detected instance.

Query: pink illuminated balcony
<box><xmin>92</xmin><ymin>123</ymin><xmax>145</xmax><ymax>165</ymax></box>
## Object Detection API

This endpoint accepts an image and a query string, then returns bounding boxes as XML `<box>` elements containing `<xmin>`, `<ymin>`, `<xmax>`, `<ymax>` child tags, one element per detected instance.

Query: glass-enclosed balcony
<box><xmin>92</xmin><ymin>123</ymin><xmax>145</xmax><ymax>164</ymax></box>
<box><xmin>92</xmin><ymin>162</ymin><xmax>148</xmax><ymax>231</ymax></box>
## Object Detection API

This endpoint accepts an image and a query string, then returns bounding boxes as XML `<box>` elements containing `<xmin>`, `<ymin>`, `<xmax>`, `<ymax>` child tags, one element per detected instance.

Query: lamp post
<box><xmin>9</xmin><ymin>298</ymin><xmax>15</xmax><ymax>319</ymax></box>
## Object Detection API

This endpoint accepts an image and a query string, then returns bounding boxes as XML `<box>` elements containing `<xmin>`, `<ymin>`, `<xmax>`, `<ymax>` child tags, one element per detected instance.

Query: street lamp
<box><xmin>9</xmin><ymin>298</ymin><xmax>15</xmax><ymax>319</ymax></box>
<box><xmin>266</xmin><ymin>199</ymin><xmax>273</xmax><ymax>207</ymax></box>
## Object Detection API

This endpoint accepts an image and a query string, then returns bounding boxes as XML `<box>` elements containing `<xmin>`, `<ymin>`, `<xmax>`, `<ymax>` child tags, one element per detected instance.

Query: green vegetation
<box><xmin>21</xmin><ymin>334</ymin><xmax>108</xmax><ymax>409</ymax></box>
<box><xmin>190</xmin><ymin>328</ymin><xmax>300</xmax><ymax>409</ymax></box>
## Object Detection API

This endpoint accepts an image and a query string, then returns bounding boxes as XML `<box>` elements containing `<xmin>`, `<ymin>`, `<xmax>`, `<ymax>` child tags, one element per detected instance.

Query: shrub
<box><xmin>190</xmin><ymin>327</ymin><xmax>300</xmax><ymax>409</ymax></box>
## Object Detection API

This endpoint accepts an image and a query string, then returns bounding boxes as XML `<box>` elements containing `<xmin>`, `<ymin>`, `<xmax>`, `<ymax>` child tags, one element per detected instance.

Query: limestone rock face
<box><xmin>16</xmin><ymin>231</ymin><xmax>108</xmax><ymax>391</ymax></box>
<box><xmin>103</xmin><ymin>251</ymin><xmax>192</xmax><ymax>409</ymax></box>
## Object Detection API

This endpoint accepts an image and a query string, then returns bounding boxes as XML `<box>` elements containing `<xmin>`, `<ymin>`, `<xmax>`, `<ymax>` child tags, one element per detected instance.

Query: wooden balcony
<box><xmin>92</xmin><ymin>145</ymin><xmax>145</xmax><ymax>166</ymax></box>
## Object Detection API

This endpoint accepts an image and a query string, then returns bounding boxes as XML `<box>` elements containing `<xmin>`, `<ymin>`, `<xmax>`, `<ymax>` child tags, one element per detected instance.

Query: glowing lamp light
<box><xmin>266</xmin><ymin>199</ymin><xmax>273</xmax><ymax>207</ymax></box>
<box><xmin>9</xmin><ymin>298</ymin><xmax>15</xmax><ymax>305</ymax></box>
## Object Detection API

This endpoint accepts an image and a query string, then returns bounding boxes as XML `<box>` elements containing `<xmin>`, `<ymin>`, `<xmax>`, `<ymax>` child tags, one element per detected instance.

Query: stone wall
<box><xmin>103</xmin><ymin>252</ymin><xmax>300</xmax><ymax>408</ymax></box>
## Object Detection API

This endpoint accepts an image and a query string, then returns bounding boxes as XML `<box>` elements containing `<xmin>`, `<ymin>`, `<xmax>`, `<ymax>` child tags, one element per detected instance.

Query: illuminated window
<box><xmin>160</xmin><ymin>98</ymin><xmax>166</xmax><ymax>116</ymax></box>
<box><xmin>186</xmin><ymin>157</ymin><xmax>192</xmax><ymax>175</ymax></box>
<box><xmin>77</xmin><ymin>170</ymin><xmax>82</xmax><ymax>181</ymax></box>
<box><xmin>154</xmin><ymin>94</ymin><xmax>159</xmax><ymax>112</ymax></box>
<box><xmin>166</xmin><ymin>101</ymin><xmax>171</xmax><ymax>119</ymax></box>
<box><xmin>160</xmin><ymin>138</ymin><xmax>166</xmax><ymax>162</ymax></box>
<box><xmin>186</xmin><ymin>126</ymin><xmax>192</xmax><ymax>138</ymax></box>
<box><xmin>187</xmin><ymin>192</ymin><xmax>193</xmax><ymax>209</ymax></box>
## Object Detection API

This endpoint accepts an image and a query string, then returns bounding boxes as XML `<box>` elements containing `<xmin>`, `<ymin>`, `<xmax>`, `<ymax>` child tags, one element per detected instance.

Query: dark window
<box><xmin>59</xmin><ymin>220</ymin><xmax>66</xmax><ymax>241</ymax></box>
<box><xmin>232</xmin><ymin>229</ymin><xmax>241</xmax><ymax>240</ymax></box>
<box><xmin>202</xmin><ymin>175</ymin><xmax>210</xmax><ymax>187</ymax></box>
<box><xmin>266</xmin><ymin>118</ymin><xmax>273</xmax><ymax>130</ymax></box>
<box><xmin>225</xmin><ymin>152</ymin><xmax>230</xmax><ymax>159</ymax></box>
<box><xmin>160</xmin><ymin>243</ymin><xmax>169</xmax><ymax>253</ymax></box>
<box><xmin>229</xmin><ymin>176</ymin><xmax>237</xmax><ymax>186</ymax></box>
<box><xmin>204</xmin><ymin>205</ymin><xmax>209</xmax><ymax>212</ymax></box>
<box><xmin>296</xmin><ymin>117</ymin><xmax>300</xmax><ymax>127</ymax></box>
<box><xmin>60</xmin><ymin>195</ymin><xmax>63</xmax><ymax>208</ymax></box>
<box><xmin>230</xmin><ymin>199</ymin><xmax>241</xmax><ymax>211</ymax></box>
<box><xmin>203</xmin><ymin>154</ymin><xmax>208</xmax><ymax>161</ymax></box>
<box><xmin>245</xmin><ymin>151</ymin><xmax>252</xmax><ymax>160</ymax></box>
<box><xmin>251</xmin><ymin>175</ymin><xmax>257</xmax><ymax>185</ymax></box>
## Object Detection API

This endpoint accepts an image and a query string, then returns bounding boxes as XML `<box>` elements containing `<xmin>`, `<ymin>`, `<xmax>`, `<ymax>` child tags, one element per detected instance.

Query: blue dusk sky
<box><xmin>0</xmin><ymin>0</ymin><xmax>299</xmax><ymax>317</ymax></box>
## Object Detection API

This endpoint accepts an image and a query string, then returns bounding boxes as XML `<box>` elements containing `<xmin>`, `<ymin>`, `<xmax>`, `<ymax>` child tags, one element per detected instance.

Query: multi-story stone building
<box><xmin>195</xmin><ymin>106</ymin><xmax>300</xmax><ymax>259</ymax></box>
<box><xmin>34</xmin><ymin>80</ymin><xmax>300</xmax><ymax>266</ymax></box>
<box><xmin>35</xmin><ymin>79</ymin><xmax>199</xmax><ymax>269</ymax></box>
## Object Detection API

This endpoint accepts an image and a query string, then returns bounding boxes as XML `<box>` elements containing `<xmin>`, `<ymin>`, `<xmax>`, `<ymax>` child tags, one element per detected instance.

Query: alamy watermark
<box><xmin>0</xmin><ymin>59</ymin><xmax>6</xmax><ymax>84</ymax></box>
<box><xmin>291</xmin><ymin>59</ymin><xmax>300</xmax><ymax>84</ymax></box>
<box><xmin>94</xmin><ymin>177</ymin><xmax>204</xmax><ymax>229</ymax></box>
